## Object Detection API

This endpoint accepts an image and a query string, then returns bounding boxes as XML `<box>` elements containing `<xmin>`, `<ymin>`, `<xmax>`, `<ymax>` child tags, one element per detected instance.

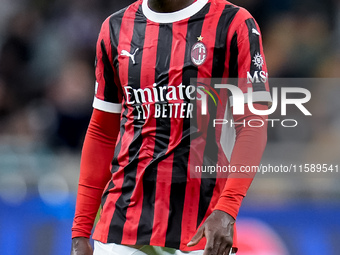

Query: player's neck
<box><xmin>147</xmin><ymin>0</ymin><xmax>196</xmax><ymax>13</ymax></box>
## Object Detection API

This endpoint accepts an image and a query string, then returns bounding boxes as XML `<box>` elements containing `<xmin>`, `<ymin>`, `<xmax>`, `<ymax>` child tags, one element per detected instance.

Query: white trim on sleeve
<box><xmin>93</xmin><ymin>97</ymin><xmax>122</xmax><ymax>113</ymax></box>
<box><xmin>229</xmin><ymin>91</ymin><xmax>272</xmax><ymax>107</ymax></box>
<box><xmin>142</xmin><ymin>0</ymin><xmax>209</xmax><ymax>23</ymax></box>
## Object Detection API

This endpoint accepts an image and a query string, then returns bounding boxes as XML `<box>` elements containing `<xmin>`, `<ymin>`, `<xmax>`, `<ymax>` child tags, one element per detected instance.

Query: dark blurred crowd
<box><xmin>0</xmin><ymin>0</ymin><xmax>339</xmax><ymax>151</ymax></box>
<box><xmin>0</xmin><ymin>0</ymin><xmax>135</xmax><ymax>150</ymax></box>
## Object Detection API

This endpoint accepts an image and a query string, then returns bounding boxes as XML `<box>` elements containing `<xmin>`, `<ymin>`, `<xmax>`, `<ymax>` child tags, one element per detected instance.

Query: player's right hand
<box><xmin>71</xmin><ymin>237</ymin><xmax>93</xmax><ymax>255</ymax></box>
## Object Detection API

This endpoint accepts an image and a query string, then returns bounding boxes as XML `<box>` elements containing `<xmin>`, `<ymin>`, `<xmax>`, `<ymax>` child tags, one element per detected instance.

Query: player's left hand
<box><xmin>187</xmin><ymin>210</ymin><xmax>235</xmax><ymax>255</ymax></box>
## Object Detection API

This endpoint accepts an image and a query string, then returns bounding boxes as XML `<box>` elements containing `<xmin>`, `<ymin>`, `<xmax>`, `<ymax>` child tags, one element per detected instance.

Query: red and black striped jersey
<box><xmin>92</xmin><ymin>0</ymin><xmax>271</xmax><ymax>251</ymax></box>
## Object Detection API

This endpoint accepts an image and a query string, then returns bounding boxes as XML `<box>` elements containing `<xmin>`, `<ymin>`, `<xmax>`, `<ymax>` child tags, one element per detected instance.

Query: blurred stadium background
<box><xmin>0</xmin><ymin>0</ymin><xmax>339</xmax><ymax>254</ymax></box>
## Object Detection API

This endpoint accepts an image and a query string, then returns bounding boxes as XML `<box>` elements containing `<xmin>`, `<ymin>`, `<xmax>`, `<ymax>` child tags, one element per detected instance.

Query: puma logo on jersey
<box><xmin>120</xmin><ymin>48</ymin><xmax>139</xmax><ymax>65</ymax></box>
<box><xmin>252</xmin><ymin>28</ymin><xmax>260</xmax><ymax>36</ymax></box>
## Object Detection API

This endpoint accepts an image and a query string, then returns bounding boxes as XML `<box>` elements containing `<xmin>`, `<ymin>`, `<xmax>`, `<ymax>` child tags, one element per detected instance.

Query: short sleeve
<box><xmin>228</xmin><ymin>9</ymin><xmax>272</xmax><ymax>105</ymax></box>
<box><xmin>93</xmin><ymin>17</ymin><xmax>123</xmax><ymax>113</ymax></box>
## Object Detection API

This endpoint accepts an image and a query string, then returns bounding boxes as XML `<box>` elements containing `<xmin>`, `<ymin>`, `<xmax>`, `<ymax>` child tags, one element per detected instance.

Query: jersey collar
<box><xmin>142</xmin><ymin>0</ymin><xmax>209</xmax><ymax>23</ymax></box>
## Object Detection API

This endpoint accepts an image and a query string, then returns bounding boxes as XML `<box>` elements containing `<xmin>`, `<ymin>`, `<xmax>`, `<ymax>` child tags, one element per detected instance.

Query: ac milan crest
<box><xmin>191</xmin><ymin>42</ymin><xmax>207</xmax><ymax>66</ymax></box>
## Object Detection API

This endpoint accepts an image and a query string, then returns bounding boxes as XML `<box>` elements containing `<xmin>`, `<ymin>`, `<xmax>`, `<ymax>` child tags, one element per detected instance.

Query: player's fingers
<box><xmin>206</xmin><ymin>230</ymin><xmax>233</xmax><ymax>255</ymax></box>
<box><xmin>219</xmin><ymin>235</ymin><xmax>233</xmax><ymax>255</ymax></box>
<box><xmin>220</xmin><ymin>243</ymin><xmax>233</xmax><ymax>255</ymax></box>
<box><xmin>216</xmin><ymin>239</ymin><xmax>228</xmax><ymax>255</ymax></box>
<box><xmin>202</xmin><ymin>231</ymin><xmax>216</xmax><ymax>255</ymax></box>
<box><xmin>187</xmin><ymin>226</ymin><xmax>205</xmax><ymax>247</ymax></box>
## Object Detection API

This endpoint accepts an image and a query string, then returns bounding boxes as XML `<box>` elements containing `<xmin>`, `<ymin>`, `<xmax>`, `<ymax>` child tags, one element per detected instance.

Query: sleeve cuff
<box><xmin>93</xmin><ymin>97</ymin><xmax>122</xmax><ymax>113</ymax></box>
<box><xmin>71</xmin><ymin>229</ymin><xmax>91</xmax><ymax>239</ymax></box>
<box><xmin>214</xmin><ymin>195</ymin><xmax>244</xmax><ymax>220</ymax></box>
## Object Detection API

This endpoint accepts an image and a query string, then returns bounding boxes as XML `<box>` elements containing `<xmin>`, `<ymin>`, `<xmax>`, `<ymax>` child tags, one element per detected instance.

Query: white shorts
<box><xmin>94</xmin><ymin>241</ymin><xmax>236</xmax><ymax>255</ymax></box>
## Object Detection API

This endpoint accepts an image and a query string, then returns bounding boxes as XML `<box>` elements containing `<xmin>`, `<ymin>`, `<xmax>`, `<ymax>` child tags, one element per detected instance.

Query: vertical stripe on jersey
<box><xmin>153</xmin><ymin>20</ymin><xmax>189</xmax><ymax>247</ymax></box>
<box><xmin>101</xmin><ymin>40</ymin><xmax>120</xmax><ymax>103</ymax></box>
<box><xmin>196</xmin><ymin>4</ymin><xmax>239</xmax><ymax>229</ymax></box>
<box><xmin>228</xmin><ymin>32</ymin><xmax>238</xmax><ymax>78</ymax></box>
<box><xmin>165</xmin><ymin>4</ymin><xmax>211</xmax><ymax>248</ymax></box>
<box><xmin>111</xmin><ymin>105</ymin><xmax>128</xmax><ymax>174</ymax></box>
<box><xmin>101</xmin><ymin>180</ymin><xmax>115</xmax><ymax>209</ymax></box>
<box><xmin>136</xmin><ymin>178</ymin><xmax>156</xmax><ymax>244</ymax></box>
<box><xmin>175</xmin><ymin>14</ymin><xmax>199</xmax><ymax>247</ymax></box>
<box><xmin>245</xmin><ymin>18</ymin><xmax>266</xmax><ymax>92</ymax></box>
<box><xmin>148</xmin><ymin>24</ymin><xmax>173</xmax><ymax>245</ymax></box>
<box><xmin>107</xmin><ymin>5</ymin><xmax>147</xmax><ymax>243</ymax></box>
<box><xmin>122</xmin><ymin>21</ymin><xmax>160</xmax><ymax>245</ymax></box>
<box><xmin>211</xmin><ymin>6</ymin><xmax>239</xmax><ymax>78</ymax></box>
<box><xmin>137</xmin><ymin>24</ymin><xmax>172</xmax><ymax>244</ymax></box>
